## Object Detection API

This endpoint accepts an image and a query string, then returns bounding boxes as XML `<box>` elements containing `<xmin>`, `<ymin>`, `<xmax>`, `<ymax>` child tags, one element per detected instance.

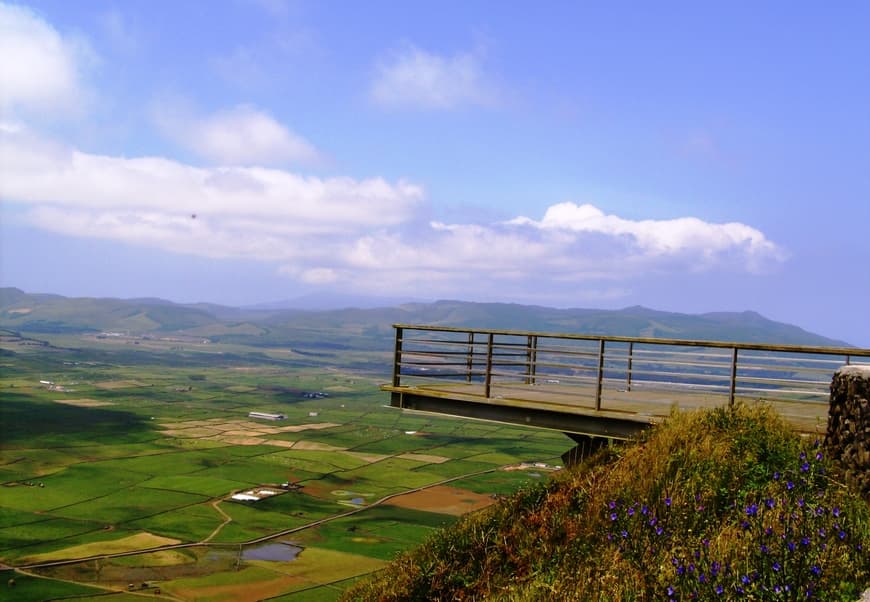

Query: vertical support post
<box><xmin>729</xmin><ymin>347</ymin><xmax>738</xmax><ymax>407</ymax></box>
<box><xmin>595</xmin><ymin>339</ymin><xmax>606</xmax><ymax>411</ymax></box>
<box><xmin>392</xmin><ymin>326</ymin><xmax>403</xmax><ymax>387</ymax></box>
<box><xmin>846</xmin><ymin>354</ymin><xmax>851</xmax><ymax>366</ymax></box>
<box><xmin>465</xmin><ymin>331</ymin><xmax>475</xmax><ymax>382</ymax></box>
<box><xmin>530</xmin><ymin>335</ymin><xmax>538</xmax><ymax>385</ymax></box>
<box><xmin>626</xmin><ymin>341</ymin><xmax>634</xmax><ymax>392</ymax></box>
<box><xmin>525</xmin><ymin>335</ymin><xmax>538</xmax><ymax>385</ymax></box>
<box><xmin>484</xmin><ymin>333</ymin><xmax>494</xmax><ymax>398</ymax></box>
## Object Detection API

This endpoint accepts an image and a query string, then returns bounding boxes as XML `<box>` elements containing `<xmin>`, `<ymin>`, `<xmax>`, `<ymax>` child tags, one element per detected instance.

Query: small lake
<box><xmin>242</xmin><ymin>542</ymin><xmax>303</xmax><ymax>561</ymax></box>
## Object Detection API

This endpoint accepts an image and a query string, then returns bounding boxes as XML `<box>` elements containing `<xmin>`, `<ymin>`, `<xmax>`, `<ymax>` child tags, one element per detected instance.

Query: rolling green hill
<box><xmin>0</xmin><ymin>287</ymin><xmax>851</xmax><ymax>348</ymax></box>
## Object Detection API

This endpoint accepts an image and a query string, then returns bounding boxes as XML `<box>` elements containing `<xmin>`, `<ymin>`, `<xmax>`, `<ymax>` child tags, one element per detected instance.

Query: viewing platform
<box><xmin>382</xmin><ymin>325</ymin><xmax>870</xmax><ymax>441</ymax></box>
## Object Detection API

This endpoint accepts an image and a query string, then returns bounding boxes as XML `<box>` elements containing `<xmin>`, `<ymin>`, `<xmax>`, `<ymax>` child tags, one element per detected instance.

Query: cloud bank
<box><xmin>1</xmin><ymin>127</ymin><xmax>784</xmax><ymax>300</ymax></box>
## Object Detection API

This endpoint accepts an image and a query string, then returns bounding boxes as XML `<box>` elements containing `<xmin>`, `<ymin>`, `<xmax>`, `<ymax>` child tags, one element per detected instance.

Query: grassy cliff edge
<box><xmin>344</xmin><ymin>405</ymin><xmax>870</xmax><ymax>601</ymax></box>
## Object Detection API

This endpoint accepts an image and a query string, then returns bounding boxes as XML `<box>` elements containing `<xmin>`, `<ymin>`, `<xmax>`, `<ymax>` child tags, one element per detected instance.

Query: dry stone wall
<box><xmin>825</xmin><ymin>365</ymin><xmax>870</xmax><ymax>497</ymax></box>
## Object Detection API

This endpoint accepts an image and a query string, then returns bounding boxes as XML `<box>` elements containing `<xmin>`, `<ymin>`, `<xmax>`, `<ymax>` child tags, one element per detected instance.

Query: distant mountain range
<box><xmin>0</xmin><ymin>287</ymin><xmax>852</xmax><ymax>349</ymax></box>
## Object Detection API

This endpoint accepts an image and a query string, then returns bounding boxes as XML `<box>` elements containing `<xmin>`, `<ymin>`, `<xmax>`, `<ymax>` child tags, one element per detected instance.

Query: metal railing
<box><xmin>390</xmin><ymin>324</ymin><xmax>870</xmax><ymax>411</ymax></box>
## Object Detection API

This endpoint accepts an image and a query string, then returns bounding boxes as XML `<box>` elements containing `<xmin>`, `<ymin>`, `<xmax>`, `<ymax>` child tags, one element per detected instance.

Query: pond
<box><xmin>241</xmin><ymin>542</ymin><xmax>303</xmax><ymax>561</ymax></box>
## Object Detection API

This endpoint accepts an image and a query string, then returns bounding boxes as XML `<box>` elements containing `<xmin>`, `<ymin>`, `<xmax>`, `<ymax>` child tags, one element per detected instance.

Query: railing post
<box><xmin>525</xmin><ymin>335</ymin><xmax>538</xmax><ymax>385</ymax></box>
<box><xmin>846</xmin><ymin>354</ymin><xmax>851</xmax><ymax>366</ymax></box>
<box><xmin>484</xmin><ymin>333</ymin><xmax>494</xmax><ymax>398</ymax></box>
<box><xmin>595</xmin><ymin>339</ymin><xmax>606</xmax><ymax>411</ymax></box>
<box><xmin>729</xmin><ymin>347</ymin><xmax>738</xmax><ymax>407</ymax></box>
<box><xmin>465</xmin><ymin>331</ymin><xmax>475</xmax><ymax>382</ymax></box>
<box><xmin>626</xmin><ymin>341</ymin><xmax>634</xmax><ymax>392</ymax></box>
<box><xmin>392</xmin><ymin>327</ymin><xmax>403</xmax><ymax>387</ymax></box>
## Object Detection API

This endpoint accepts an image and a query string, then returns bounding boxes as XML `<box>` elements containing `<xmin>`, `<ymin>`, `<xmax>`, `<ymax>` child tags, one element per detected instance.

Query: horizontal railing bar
<box><xmin>527</xmin><ymin>347</ymin><xmax>601</xmax><ymax>358</ymax></box>
<box><xmin>736</xmin><ymin>375</ymin><xmax>828</xmax><ymax>386</ymax></box>
<box><xmin>531</xmin><ymin>360</ymin><xmax>600</xmax><ymax>372</ymax></box>
<box><xmin>735</xmin><ymin>386</ymin><xmax>829</xmax><ymax>397</ymax></box>
<box><xmin>399</xmin><ymin>361</ymin><xmax>485</xmax><ymax>368</ymax></box>
<box><xmin>735</xmin><ymin>363</ymin><xmax>837</xmax><ymax>374</ymax></box>
<box><xmin>626</xmin><ymin>368</ymin><xmax>732</xmax><ymax>382</ymax></box>
<box><xmin>737</xmin><ymin>352</ymin><xmax>849</xmax><ymax>364</ymax></box>
<box><xmin>394</xmin><ymin>324</ymin><xmax>870</xmax><ymax>356</ymax></box>
<box><xmin>626</xmin><ymin>348</ymin><xmax>735</xmax><ymax>359</ymax></box>
<box><xmin>400</xmin><ymin>347</ymin><xmax>484</xmax><ymax>355</ymax></box>
<box><xmin>399</xmin><ymin>372</ymin><xmax>483</xmax><ymax>379</ymax></box>
<box><xmin>400</xmin><ymin>338</ymin><xmax>482</xmax><ymax>347</ymax></box>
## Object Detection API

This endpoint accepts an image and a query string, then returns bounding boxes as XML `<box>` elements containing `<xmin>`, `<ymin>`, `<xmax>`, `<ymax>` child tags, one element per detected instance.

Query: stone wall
<box><xmin>825</xmin><ymin>365</ymin><xmax>870</xmax><ymax>497</ymax></box>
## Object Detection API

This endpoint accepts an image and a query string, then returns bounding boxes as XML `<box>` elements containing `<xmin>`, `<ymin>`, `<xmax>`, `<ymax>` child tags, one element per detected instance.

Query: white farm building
<box><xmin>248</xmin><ymin>411</ymin><xmax>286</xmax><ymax>421</ymax></box>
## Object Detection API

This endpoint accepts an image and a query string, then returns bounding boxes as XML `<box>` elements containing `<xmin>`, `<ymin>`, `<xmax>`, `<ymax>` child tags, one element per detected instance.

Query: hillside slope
<box><xmin>0</xmin><ymin>288</ymin><xmax>851</xmax><ymax>348</ymax></box>
<box><xmin>344</xmin><ymin>405</ymin><xmax>870</xmax><ymax>601</ymax></box>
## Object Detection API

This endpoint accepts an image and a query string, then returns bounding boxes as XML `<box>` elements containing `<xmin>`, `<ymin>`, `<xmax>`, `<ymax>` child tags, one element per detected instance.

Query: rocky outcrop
<box><xmin>825</xmin><ymin>366</ymin><xmax>870</xmax><ymax>497</ymax></box>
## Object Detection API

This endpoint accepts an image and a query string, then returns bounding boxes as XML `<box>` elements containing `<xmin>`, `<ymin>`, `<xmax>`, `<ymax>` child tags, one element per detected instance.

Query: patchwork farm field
<box><xmin>0</xmin><ymin>332</ymin><xmax>567</xmax><ymax>600</ymax></box>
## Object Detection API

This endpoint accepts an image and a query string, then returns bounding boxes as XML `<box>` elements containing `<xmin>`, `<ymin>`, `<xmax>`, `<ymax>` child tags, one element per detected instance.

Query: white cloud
<box><xmin>0</xmin><ymin>2</ymin><xmax>94</xmax><ymax>116</ymax></box>
<box><xmin>154</xmin><ymin>103</ymin><xmax>319</xmax><ymax>166</ymax></box>
<box><xmin>370</xmin><ymin>43</ymin><xmax>497</xmax><ymax>110</ymax></box>
<box><xmin>0</xmin><ymin>129</ymin><xmax>785</xmax><ymax>302</ymax></box>
<box><xmin>509</xmin><ymin>202</ymin><xmax>781</xmax><ymax>265</ymax></box>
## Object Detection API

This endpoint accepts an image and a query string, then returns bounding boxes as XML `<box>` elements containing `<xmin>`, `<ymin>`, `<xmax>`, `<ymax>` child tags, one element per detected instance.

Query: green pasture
<box><xmin>293</xmin><ymin>425</ymin><xmax>395</xmax><ymax>449</ymax></box>
<box><xmin>345</xmin><ymin>434</ymin><xmax>437</xmax><ymax>456</ymax></box>
<box><xmin>161</xmin><ymin>563</ymin><xmax>281</xmax><ymax>597</ymax></box>
<box><xmin>2</xmin><ymin>525</ymin><xmax>143</xmax><ymax>563</ymax></box>
<box><xmin>244</xmin><ymin>547</ymin><xmax>386</xmax><ymax>594</ymax></box>
<box><xmin>409</xmin><ymin>459</ymin><xmax>494</xmax><ymax>479</ymax></box>
<box><xmin>449</xmin><ymin>469</ymin><xmax>551</xmax><ymax>495</ymax></box>
<box><xmin>293</xmin><ymin>506</ymin><xmax>454</xmax><ymax>560</ymax></box>
<box><xmin>0</xmin><ymin>572</ymin><xmax>109</xmax><ymax>602</ymax></box>
<box><xmin>53</xmin><ymin>487</ymin><xmax>208</xmax><ymax>523</ymax></box>
<box><xmin>336</xmin><ymin>458</ymin><xmax>442</xmax><ymax>491</ymax></box>
<box><xmin>0</xmin><ymin>517</ymin><xmax>104</xmax><ymax>553</ymax></box>
<box><xmin>91</xmin><ymin>449</ymin><xmax>240</xmax><ymax>477</ymax></box>
<box><xmin>255</xmin><ymin>491</ymin><xmax>343</xmax><ymax>519</ymax></box>
<box><xmin>0</xmin><ymin>465</ymin><xmax>149</xmax><ymax>512</ymax></box>
<box><xmin>196</xmin><ymin>459</ymin><xmax>290</xmax><ymax>485</ymax></box>
<box><xmin>258</xmin><ymin>449</ymin><xmax>370</xmax><ymax>473</ymax></box>
<box><xmin>129</xmin><ymin>503</ymin><xmax>223</xmax><ymax>541</ymax></box>
<box><xmin>208</xmin><ymin>503</ymin><xmax>304</xmax><ymax>543</ymax></box>
<box><xmin>139</xmin><ymin>474</ymin><xmax>249</xmax><ymax>497</ymax></box>
<box><xmin>217</xmin><ymin>444</ymin><xmax>282</xmax><ymax>457</ymax></box>
<box><xmin>0</xmin><ymin>506</ymin><xmax>47</xmax><ymax>529</ymax></box>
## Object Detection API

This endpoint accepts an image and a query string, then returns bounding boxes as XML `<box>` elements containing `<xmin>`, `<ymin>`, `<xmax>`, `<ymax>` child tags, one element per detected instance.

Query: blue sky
<box><xmin>1</xmin><ymin>1</ymin><xmax>869</xmax><ymax>344</ymax></box>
